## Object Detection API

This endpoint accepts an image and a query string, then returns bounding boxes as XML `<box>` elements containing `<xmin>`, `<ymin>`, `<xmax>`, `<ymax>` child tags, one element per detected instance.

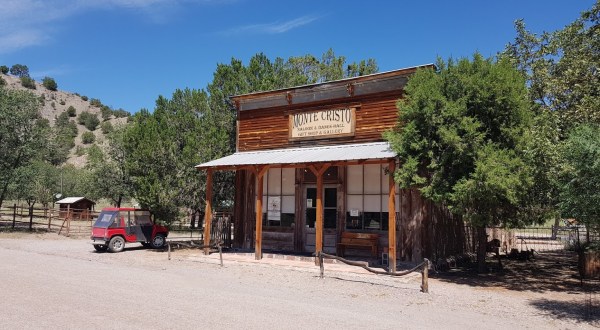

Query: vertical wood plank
<box><xmin>388</xmin><ymin>160</ymin><xmax>397</xmax><ymax>273</ymax></box>
<box><xmin>203</xmin><ymin>169</ymin><xmax>213</xmax><ymax>255</ymax></box>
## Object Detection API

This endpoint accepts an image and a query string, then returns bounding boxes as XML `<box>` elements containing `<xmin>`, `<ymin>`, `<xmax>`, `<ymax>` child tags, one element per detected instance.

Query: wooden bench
<box><xmin>337</xmin><ymin>232</ymin><xmax>379</xmax><ymax>257</ymax></box>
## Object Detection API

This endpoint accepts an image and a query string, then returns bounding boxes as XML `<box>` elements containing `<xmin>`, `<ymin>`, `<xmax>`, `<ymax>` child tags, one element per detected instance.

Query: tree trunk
<box><xmin>477</xmin><ymin>226</ymin><xmax>488</xmax><ymax>273</ymax></box>
<box><xmin>116</xmin><ymin>195</ymin><xmax>122</xmax><ymax>208</ymax></box>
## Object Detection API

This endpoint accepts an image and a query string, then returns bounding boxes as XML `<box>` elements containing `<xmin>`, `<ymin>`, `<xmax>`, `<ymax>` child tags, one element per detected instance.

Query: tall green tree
<box><xmin>504</xmin><ymin>2</ymin><xmax>600</xmax><ymax>130</ymax></box>
<box><xmin>0</xmin><ymin>88</ymin><xmax>46</xmax><ymax>207</ymax></box>
<box><xmin>88</xmin><ymin>128</ymin><xmax>131</xmax><ymax>207</ymax></box>
<box><xmin>385</xmin><ymin>54</ymin><xmax>534</xmax><ymax>271</ymax></box>
<box><xmin>559</xmin><ymin>124</ymin><xmax>600</xmax><ymax>231</ymax></box>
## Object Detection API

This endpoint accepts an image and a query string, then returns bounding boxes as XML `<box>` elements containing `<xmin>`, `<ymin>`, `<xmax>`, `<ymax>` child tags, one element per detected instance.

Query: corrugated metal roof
<box><xmin>56</xmin><ymin>197</ymin><xmax>95</xmax><ymax>204</ymax></box>
<box><xmin>196</xmin><ymin>142</ymin><xmax>396</xmax><ymax>169</ymax></box>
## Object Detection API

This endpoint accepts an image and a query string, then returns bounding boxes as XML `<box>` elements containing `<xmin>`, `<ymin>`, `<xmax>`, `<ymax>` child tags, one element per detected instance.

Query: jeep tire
<box><xmin>151</xmin><ymin>234</ymin><xmax>166</xmax><ymax>249</ymax></box>
<box><xmin>108</xmin><ymin>236</ymin><xmax>125</xmax><ymax>253</ymax></box>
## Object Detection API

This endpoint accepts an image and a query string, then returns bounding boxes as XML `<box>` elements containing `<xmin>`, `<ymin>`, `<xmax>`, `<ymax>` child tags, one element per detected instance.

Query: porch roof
<box><xmin>195</xmin><ymin>141</ymin><xmax>396</xmax><ymax>170</ymax></box>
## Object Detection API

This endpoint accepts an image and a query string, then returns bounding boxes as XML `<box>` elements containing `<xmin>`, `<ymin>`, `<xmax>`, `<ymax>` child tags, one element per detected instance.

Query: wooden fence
<box><xmin>0</xmin><ymin>204</ymin><xmax>98</xmax><ymax>237</ymax></box>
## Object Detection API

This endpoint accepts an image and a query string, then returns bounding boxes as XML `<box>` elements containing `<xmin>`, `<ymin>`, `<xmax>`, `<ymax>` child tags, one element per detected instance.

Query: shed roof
<box><xmin>55</xmin><ymin>197</ymin><xmax>95</xmax><ymax>204</ymax></box>
<box><xmin>196</xmin><ymin>142</ymin><xmax>396</xmax><ymax>170</ymax></box>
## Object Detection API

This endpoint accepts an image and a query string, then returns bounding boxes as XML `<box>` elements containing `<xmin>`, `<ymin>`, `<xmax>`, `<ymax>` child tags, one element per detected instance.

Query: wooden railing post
<box><xmin>421</xmin><ymin>258</ymin><xmax>429</xmax><ymax>293</ymax></box>
<box><xmin>48</xmin><ymin>208</ymin><xmax>53</xmax><ymax>231</ymax></box>
<box><xmin>28</xmin><ymin>204</ymin><xmax>34</xmax><ymax>231</ymax></box>
<box><xmin>12</xmin><ymin>203</ymin><xmax>16</xmax><ymax>229</ymax></box>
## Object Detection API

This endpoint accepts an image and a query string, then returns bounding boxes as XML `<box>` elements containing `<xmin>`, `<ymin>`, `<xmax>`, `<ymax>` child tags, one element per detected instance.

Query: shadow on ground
<box><xmin>433</xmin><ymin>250</ymin><xmax>600</xmax><ymax>324</ymax></box>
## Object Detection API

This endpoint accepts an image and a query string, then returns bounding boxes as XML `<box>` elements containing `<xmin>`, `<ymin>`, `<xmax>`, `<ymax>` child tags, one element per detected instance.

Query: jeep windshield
<box><xmin>93</xmin><ymin>211</ymin><xmax>118</xmax><ymax>228</ymax></box>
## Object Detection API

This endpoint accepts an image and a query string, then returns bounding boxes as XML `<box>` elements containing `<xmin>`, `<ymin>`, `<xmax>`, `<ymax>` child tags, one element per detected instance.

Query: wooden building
<box><xmin>56</xmin><ymin>197</ymin><xmax>96</xmax><ymax>220</ymax></box>
<box><xmin>196</xmin><ymin>65</ymin><xmax>466</xmax><ymax>270</ymax></box>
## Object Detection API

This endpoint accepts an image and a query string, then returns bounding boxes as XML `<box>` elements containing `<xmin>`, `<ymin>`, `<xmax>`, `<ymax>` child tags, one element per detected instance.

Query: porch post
<box><xmin>203</xmin><ymin>169</ymin><xmax>213</xmax><ymax>255</ymax></box>
<box><xmin>388</xmin><ymin>159</ymin><xmax>397</xmax><ymax>273</ymax></box>
<box><xmin>309</xmin><ymin>164</ymin><xmax>331</xmax><ymax>257</ymax></box>
<box><xmin>255</xmin><ymin>166</ymin><xmax>269</xmax><ymax>260</ymax></box>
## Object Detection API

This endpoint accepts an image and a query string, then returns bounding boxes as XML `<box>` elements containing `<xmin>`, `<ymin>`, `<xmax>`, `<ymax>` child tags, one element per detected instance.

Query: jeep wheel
<box><xmin>108</xmin><ymin>236</ymin><xmax>125</xmax><ymax>253</ymax></box>
<box><xmin>151</xmin><ymin>234</ymin><xmax>166</xmax><ymax>249</ymax></box>
<box><xmin>93</xmin><ymin>244</ymin><xmax>108</xmax><ymax>252</ymax></box>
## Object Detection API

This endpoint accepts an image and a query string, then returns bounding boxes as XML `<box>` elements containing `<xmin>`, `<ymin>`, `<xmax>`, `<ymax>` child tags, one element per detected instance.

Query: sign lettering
<box><xmin>289</xmin><ymin>107</ymin><xmax>356</xmax><ymax>141</ymax></box>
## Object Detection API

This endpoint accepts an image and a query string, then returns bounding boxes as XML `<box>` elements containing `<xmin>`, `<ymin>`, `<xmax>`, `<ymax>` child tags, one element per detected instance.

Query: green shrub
<box><xmin>0</xmin><ymin>76</ymin><xmax>5</xmax><ymax>86</ymax></box>
<box><xmin>100</xmin><ymin>105</ymin><xmax>112</xmax><ymax>121</ymax></box>
<box><xmin>0</xmin><ymin>65</ymin><xmax>8</xmax><ymax>74</ymax></box>
<box><xmin>81</xmin><ymin>132</ymin><xmax>95</xmax><ymax>144</ymax></box>
<box><xmin>51</xmin><ymin>102</ymin><xmax>56</xmax><ymax>109</ymax></box>
<box><xmin>90</xmin><ymin>98</ymin><xmax>102</xmax><ymax>107</ymax></box>
<box><xmin>101</xmin><ymin>121</ymin><xmax>114</xmax><ymax>134</ymax></box>
<box><xmin>20</xmin><ymin>76</ymin><xmax>36</xmax><ymax>89</ymax></box>
<box><xmin>42</xmin><ymin>77</ymin><xmax>58</xmax><ymax>91</ymax></box>
<box><xmin>38</xmin><ymin>95</ymin><xmax>45</xmax><ymax>105</ymax></box>
<box><xmin>67</xmin><ymin>106</ymin><xmax>76</xmax><ymax>117</ymax></box>
<box><xmin>113</xmin><ymin>108</ymin><xmax>130</xmax><ymax>118</ymax></box>
<box><xmin>81</xmin><ymin>95</ymin><xmax>88</xmax><ymax>101</ymax></box>
<box><xmin>77</xmin><ymin>111</ymin><xmax>99</xmax><ymax>131</ymax></box>
<box><xmin>59</xmin><ymin>100</ymin><xmax>66</xmax><ymax>105</ymax></box>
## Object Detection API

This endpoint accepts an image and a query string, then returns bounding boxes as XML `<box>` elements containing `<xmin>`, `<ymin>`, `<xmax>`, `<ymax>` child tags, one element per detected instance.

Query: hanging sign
<box><xmin>289</xmin><ymin>107</ymin><xmax>356</xmax><ymax>141</ymax></box>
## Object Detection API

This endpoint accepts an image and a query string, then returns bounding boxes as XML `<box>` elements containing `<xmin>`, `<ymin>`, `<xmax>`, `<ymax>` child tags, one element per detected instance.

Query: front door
<box><xmin>303</xmin><ymin>185</ymin><xmax>337</xmax><ymax>253</ymax></box>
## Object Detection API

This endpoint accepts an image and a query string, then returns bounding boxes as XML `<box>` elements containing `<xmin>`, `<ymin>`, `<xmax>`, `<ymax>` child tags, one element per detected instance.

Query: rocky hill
<box><xmin>1</xmin><ymin>73</ymin><xmax>130</xmax><ymax>167</ymax></box>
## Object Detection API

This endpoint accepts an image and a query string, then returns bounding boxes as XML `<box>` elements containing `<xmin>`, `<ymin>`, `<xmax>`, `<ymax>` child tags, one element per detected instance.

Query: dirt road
<box><xmin>0</xmin><ymin>233</ymin><xmax>596</xmax><ymax>329</ymax></box>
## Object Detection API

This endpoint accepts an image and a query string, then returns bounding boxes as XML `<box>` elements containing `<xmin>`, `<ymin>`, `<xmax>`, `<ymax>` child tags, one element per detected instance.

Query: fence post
<box><xmin>421</xmin><ymin>258</ymin><xmax>429</xmax><ymax>293</ymax></box>
<box><xmin>12</xmin><ymin>203</ymin><xmax>16</xmax><ymax>228</ymax></box>
<box><xmin>319</xmin><ymin>251</ymin><xmax>324</xmax><ymax>279</ymax></box>
<box><xmin>28</xmin><ymin>204</ymin><xmax>33</xmax><ymax>231</ymax></box>
<box><xmin>48</xmin><ymin>208</ymin><xmax>52</xmax><ymax>231</ymax></box>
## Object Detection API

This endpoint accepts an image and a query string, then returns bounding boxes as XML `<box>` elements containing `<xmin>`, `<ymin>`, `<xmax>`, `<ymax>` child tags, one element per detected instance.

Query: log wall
<box><xmin>237</xmin><ymin>95</ymin><xmax>401</xmax><ymax>151</ymax></box>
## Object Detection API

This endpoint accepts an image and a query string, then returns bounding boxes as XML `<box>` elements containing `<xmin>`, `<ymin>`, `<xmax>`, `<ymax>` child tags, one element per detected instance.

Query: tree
<box><xmin>77</xmin><ymin>111</ymin><xmax>100</xmax><ymax>131</ymax></box>
<box><xmin>88</xmin><ymin>129</ymin><xmax>131</xmax><ymax>207</ymax></box>
<box><xmin>559</xmin><ymin>124</ymin><xmax>600</xmax><ymax>231</ymax></box>
<box><xmin>10</xmin><ymin>64</ymin><xmax>29</xmax><ymax>77</ymax></box>
<box><xmin>0</xmin><ymin>88</ymin><xmax>46</xmax><ymax>207</ymax></box>
<box><xmin>504</xmin><ymin>2</ymin><xmax>600</xmax><ymax>131</ymax></box>
<box><xmin>385</xmin><ymin>54</ymin><xmax>534</xmax><ymax>271</ymax></box>
<box><xmin>42</xmin><ymin>77</ymin><xmax>58</xmax><ymax>91</ymax></box>
<box><xmin>101</xmin><ymin>121</ymin><xmax>114</xmax><ymax>134</ymax></box>
<box><xmin>100</xmin><ymin>106</ymin><xmax>112</xmax><ymax>121</ymax></box>
<box><xmin>0</xmin><ymin>65</ymin><xmax>8</xmax><ymax>74</ymax></box>
<box><xmin>8</xmin><ymin>161</ymin><xmax>58</xmax><ymax>208</ymax></box>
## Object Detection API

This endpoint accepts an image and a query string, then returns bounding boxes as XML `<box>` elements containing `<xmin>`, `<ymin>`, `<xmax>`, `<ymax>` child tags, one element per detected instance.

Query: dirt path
<box><xmin>0</xmin><ymin>233</ymin><xmax>597</xmax><ymax>329</ymax></box>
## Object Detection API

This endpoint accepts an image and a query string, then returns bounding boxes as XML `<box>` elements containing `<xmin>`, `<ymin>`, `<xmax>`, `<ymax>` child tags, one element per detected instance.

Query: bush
<box><xmin>77</xmin><ymin>111</ymin><xmax>100</xmax><ymax>131</ymax></box>
<box><xmin>42</xmin><ymin>77</ymin><xmax>57</xmax><ymax>91</ymax></box>
<box><xmin>51</xmin><ymin>102</ymin><xmax>56</xmax><ymax>109</ymax></box>
<box><xmin>0</xmin><ymin>76</ymin><xmax>5</xmax><ymax>86</ymax></box>
<box><xmin>81</xmin><ymin>95</ymin><xmax>88</xmax><ymax>101</ymax></box>
<box><xmin>113</xmin><ymin>108</ymin><xmax>130</xmax><ymax>118</ymax></box>
<box><xmin>101</xmin><ymin>121</ymin><xmax>114</xmax><ymax>134</ymax></box>
<box><xmin>100</xmin><ymin>105</ymin><xmax>112</xmax><ymax>121</ymax></box>
<box><xmin>10</xmin><ymin>64</ymin><xmax>29</xmax><ymax>77</ymax></box>
<box><xmin>81</xmin><ymin>132</ymin><xmax>95</xmax><ymax>144</ymax></box>
<box><xmin>20</xmin><ymin>76</ymin><xmax>36</xmax><ymax>89</ymax></box>
<box><xmin>0</xmin><ymin>65</ymin><xmax>8</xmax><ymax>74</ymax></box>
<box><xmin>59</xmin><ymin>100</ymin><xmax>66</xmax><ymax>105</ymax></box>
<box><xmin>90</xmin><ymin>98</ymin><xmax>102</xmax><ymax>107</ymax></box>
<box><xmin>67</xmin><ymin>106</ymin><xmax>76</xmax><ymax>117</ymax></box>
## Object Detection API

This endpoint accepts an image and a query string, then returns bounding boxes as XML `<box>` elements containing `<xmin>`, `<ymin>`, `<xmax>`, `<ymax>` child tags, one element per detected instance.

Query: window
<box><xmin>345</xmin><ymin>164</ymin><xmax>393</xmax><ymax>231</ymax></box>
<box><xmin>260</xmin><ymin>168</ymin><xmax>295</xmax><ymax>227</ymax></box>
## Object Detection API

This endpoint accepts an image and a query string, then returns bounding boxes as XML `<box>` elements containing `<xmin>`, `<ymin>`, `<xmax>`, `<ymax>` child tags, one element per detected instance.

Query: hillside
<box><xmin>1</xmin><ymin>73</ymin><xmax>130</xmax><ymax>167</ymax></box>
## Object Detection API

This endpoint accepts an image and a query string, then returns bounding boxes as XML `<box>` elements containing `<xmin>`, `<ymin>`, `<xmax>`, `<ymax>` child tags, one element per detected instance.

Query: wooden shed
<box><xmin>56</xmin><ymin>197</ymin><xmax>96</xmax><ymax>220</ymax></box>
<box><xmin>196</xmin><ymin>65</ymin><xmax>467</xmax><ymax>270</ymax></box>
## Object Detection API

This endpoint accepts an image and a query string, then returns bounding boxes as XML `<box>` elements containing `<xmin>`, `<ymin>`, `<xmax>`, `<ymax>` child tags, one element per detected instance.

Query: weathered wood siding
<box><xmin>237</xmin><ymin>96</ymin><xmax>400</xmax><ymax>151</ymax></box>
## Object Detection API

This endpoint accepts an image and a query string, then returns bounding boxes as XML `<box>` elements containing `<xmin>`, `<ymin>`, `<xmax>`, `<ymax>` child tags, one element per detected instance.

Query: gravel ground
<box><xmin>0</xmin><ymin>232</ymin><xmax>597</xmax><ymax>330</ymax></box>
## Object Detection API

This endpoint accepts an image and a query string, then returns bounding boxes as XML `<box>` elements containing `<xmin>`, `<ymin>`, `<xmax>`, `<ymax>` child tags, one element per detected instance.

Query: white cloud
<box><xmin>221</xmin><ymin>15</ymin><xmax>320</xmax><ymax>36</ymax></box>
<box><xmin>0</xmin><ymin>0</ymin><xmax>231</xmax><ymax>53</ymax></box>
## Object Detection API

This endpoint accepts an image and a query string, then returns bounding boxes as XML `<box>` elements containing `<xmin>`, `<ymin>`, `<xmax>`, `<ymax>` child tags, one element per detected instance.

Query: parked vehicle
<box><xmin>90</xmin><ymin>207</ymin><xmax>168</xmax><ymax>252</ymax></box>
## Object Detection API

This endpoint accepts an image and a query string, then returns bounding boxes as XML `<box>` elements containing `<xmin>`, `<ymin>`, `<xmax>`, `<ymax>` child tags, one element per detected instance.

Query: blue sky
<box><xmin>0</xmin><ymin>0</ymin><xmax>595</xmax><ymax>113</ymax></box>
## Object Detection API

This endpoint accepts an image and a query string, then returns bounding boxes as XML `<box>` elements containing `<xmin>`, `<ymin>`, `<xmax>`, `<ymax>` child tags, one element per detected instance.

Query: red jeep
<box><xmin>90</xmin><ymin>207</ymin><xmax>169</xmax><ymax>252</ymax></box>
